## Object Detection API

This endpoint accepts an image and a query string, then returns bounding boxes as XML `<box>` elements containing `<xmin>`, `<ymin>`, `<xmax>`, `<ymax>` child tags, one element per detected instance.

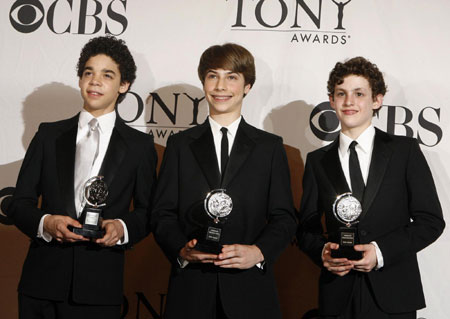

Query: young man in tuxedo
<box><xmin>9</xmin><ymin>36</ymin><xmax>157</xmax><ymax>319</ymax></box>
<box><xmin>297</xmin><ymin>57</ymin><xmax>445</xmax><ymax>318</ymax></box>
<box><xmin>152</xmin><ymin>43</ymin><xmax>297</xmax><ymax>319</ymax></box>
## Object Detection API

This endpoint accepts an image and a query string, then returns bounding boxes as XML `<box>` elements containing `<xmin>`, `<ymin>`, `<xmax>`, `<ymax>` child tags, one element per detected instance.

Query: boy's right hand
<box><xmin>322</xmin><ymin>242</ymin><xmax>353</xmax><ymax>276</ymax></box>
<box><xmin>179</xmin><ymin>239</ymin><xmax>218</xmax><ymax>263</ymax></box>
<box><xmin>43</xmin><ymin>215</ymin><xmax>88</xmax><ymax>243</ymax></box>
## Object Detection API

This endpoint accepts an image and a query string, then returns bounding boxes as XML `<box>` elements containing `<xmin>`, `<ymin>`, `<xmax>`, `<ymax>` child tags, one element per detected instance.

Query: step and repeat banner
<box><xmin>1</xmin><ymin>1</ymin><xmax>449</xmax><ymax>318</ymax></box>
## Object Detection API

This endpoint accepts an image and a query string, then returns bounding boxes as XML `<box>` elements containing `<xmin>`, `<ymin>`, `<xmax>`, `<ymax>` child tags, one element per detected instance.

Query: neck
<box><xmin>341</xmin><ymin>123</ymin><xmax>371</xmax><ymax>140</ymax></box>
<box><xmin>209</xmin><ymin>112</ymin><xmax>241</xmax><ymax>127</ymax></box>
<box><xmin>83</xmin><ymin>106</ymin><xmax>115</xmax><ymax>118</ymax></box>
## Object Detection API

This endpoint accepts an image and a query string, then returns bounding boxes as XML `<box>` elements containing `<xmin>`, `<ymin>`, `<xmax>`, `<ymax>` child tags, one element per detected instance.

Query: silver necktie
<box><xmin>74</xmin><ymin>118</ymin><xmax>99</xmax><ymax>216</ymax></box>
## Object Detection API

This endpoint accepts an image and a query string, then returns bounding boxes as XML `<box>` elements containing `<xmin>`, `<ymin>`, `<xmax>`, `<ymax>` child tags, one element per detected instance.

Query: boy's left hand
<box><xmin>95</xmin><ymin>219</ymin><xmax>124</xmax><ymax>247</ymax></box>
<box><xmin>352</xmin><ymin>244</ymin><xmax>378</xmax><ymax>272</ymax></box>
<box><xmin>214</xmin><ymin>244</ymin><xmax>264</xmax><ymax>269</ymax></box>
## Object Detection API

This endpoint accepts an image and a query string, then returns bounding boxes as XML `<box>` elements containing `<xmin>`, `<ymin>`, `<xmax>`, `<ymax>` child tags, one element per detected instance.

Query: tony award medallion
<box><xmin>331</xmin><ymin>193</ymin><xmax>363</xmax><ymax>260</ymax></box>
<box><xmin>73</xmin><ymin>176</ymin><xmax>107</xmax><ymax>238</ymax></box>
<box><xmin>195</xmin><ymin>189</ymin><xmax>233</xmax><ymax>254</ymax></box>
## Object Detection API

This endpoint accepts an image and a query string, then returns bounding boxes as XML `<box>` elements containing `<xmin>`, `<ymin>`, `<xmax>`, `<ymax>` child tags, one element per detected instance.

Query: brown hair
<box><xmin>327</xmin><ymin>57</ymin><xmax>387</xmax><ymax>115</ymax></box>
<box><xmin>198</xmin><ymin>43</ymin><xmax>256</xmax><ymax>87</ymax></box>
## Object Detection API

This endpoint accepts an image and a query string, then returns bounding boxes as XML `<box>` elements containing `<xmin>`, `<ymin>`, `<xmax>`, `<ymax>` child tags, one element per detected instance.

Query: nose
<box><xmin>89</xmin><ymin>73</ymin><xmax>101</xmax><ymax>85</ymax></box>
<box><xmin>344</xmin><ymin>94</ymin><xmax>354</xmax><ymax>106</ymax></box>
<box><xmin>215</xmin><ymin>76</ymin><xmax>226</xmax><ymax>91</ymax></box>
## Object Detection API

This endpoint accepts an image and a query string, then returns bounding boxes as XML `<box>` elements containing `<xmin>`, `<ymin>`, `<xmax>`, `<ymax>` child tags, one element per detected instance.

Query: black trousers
<box><xmin>215</xmin><ymin>283</ymin><xmax>229</xmax><ymax>319</ymax></box>
<box><xmin>322</xmin><ymin>274</ymin><xmax>417</xmax><ymax>319</ymax></box>
<box><xmin>19</xmin><ymin>293</ymin><xmax>121</xmax><ymax>319</ymax></box>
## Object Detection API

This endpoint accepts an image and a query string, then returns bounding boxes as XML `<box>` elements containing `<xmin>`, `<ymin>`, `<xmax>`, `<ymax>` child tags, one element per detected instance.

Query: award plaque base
<box><xmin>73</xmin><ymin>226</ymin><xmax>105</xmax><ymax>239</ymax></box>
<box><xmin>331</xmin><ymin>246</ymin><xmax>363</xmax><ymax>260</ymax></box>
<box><xmin>330</xmin><ymin>227</ymin><xmax>363</xmax><ymax>260</ymax></box>
<box><xmin>72</xmin><ymin>207</ymin><xmax>105</xmax><ymax>239</ymax></box>
<box><xmin>195</xmin><ymin>225</ymin><xmax>223</xmax><ymax>254</ymax></box>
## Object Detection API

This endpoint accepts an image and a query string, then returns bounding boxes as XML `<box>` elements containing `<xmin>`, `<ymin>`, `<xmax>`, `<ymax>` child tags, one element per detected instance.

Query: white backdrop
<box><xmin>1</xmin><ymin>1</ymin><xmax>449</xmax><ymax>318</ymax></box>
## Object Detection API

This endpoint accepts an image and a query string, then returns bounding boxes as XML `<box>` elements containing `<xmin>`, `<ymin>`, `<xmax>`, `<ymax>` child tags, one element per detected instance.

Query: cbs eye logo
<box><xmin>309</xmin><ymin>102</ymin><xmax>340</xmax><ymax>141</ymax></box>
<box><xmin>10</xmin><ymin>0</ymin><xmax>44</xmax><ymax>33</ymax></box>
<box><xmin>9</xmin><ymin>0</ymin><xmax>129</xmax><ymax>35</ymax></box>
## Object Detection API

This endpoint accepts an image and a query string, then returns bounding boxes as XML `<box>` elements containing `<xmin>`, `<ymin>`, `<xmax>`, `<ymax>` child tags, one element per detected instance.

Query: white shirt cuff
<box><xmin>371</xmin><ymin>241</ymin><xmax>384</xmax><ymax>270</ymax></box>
<box><xmin>115</xmin><ymin>219</ymin><xmax>129</xmax><ymax>245</ymax></box>
<box><xmin>37</xmin><ymin>214</ymin><xmax>53</xmax><ymax>242</ymax></box>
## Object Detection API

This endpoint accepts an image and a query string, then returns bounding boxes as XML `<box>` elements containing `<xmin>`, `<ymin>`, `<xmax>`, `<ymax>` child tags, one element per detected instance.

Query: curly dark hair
<box><xmin>327</xmin><ymin>57</ymin><xmax>387</xmax><ymax>115</ymax></box>
<box><xmin>76</xmin><ymin>36</ymin><xmax>136</xmax><ymax>104</ymax></box>
<box><xmin>198</xmin><ymin>43</ymin><xmax>256</xmax><ymax>88</ymax></box>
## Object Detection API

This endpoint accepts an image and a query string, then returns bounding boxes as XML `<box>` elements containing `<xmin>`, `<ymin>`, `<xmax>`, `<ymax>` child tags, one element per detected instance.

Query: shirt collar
<box><xmin>79</xmin><ymin>109</ymin><xmax>116</xmax><ymax>133</ymax></box>
<box><xmin>338</xmin><ymin>125</ymin><xmax>375</xmax><ymax>156</ymax></box>
<box><xmin>208</xmin><ymin>116</ymin><xmax>242</xmax><ymax>138</ymax></box>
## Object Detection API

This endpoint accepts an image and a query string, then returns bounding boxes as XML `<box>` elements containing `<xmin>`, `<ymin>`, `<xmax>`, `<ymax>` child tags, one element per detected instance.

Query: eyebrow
<box><xmin>207</xmin><ymin>69</ymin><xmax>236</xmax><ymax>75</ymax></box>
<box><xmin>336</xmin><ymin>87</ymin><xmax>366</xmax><ymax>92</ymax></box>
<box><xmin>83</xmin><ymin>66</ymin><xmax>116</xmax><ymax>75</ymax></box>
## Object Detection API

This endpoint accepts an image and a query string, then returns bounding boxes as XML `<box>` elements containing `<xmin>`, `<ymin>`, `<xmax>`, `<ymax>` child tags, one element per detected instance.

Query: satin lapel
<box><xmin>359</xmin><ymin>129</ymin><xmax>392</xmax><ymax>220</ymax></box>
<box><xmin>221</xmin><ymin>120</ymin><xmax>256</xmax><ymax>188</ymax></box>
<box><xmin>55</xmin><ymin>116</ymin><xmax>78</xmax><ymax>219</ymax></box>
<box><xmin>189</xmin><ymin>121</ymin><xmax>221</xmax><ymax>190</ymax></box>
<box><xmin>321</xmin><ymin>139</ymin><xmax>351</xmax><ymax>197</ymax></box>
<box><xmin>98</xmin><ymin>120</ymin><xmax>127</xmax><ymax>189</ymax></box>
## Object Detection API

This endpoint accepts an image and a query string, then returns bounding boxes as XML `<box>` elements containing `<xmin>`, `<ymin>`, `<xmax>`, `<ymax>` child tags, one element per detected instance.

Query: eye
<box><xmin>206</xmin><ymin>73</ymin><xmax>217</xmax><ymax>79</ymax></box>
<box><xmin>336</xmin><ymin>92</ymin><xmax>345</xmax><ymax>97</ymax></box>
<box><xmin>356</xmin><ymin>92</ymin><xmax>364</xmax><ymax>97</ymax></box>
<box><xmin>9</xmin><ymin>0</ymin><xmax>45</xmax><ymax>33</ymax></box>
<box><xmin>228</xmin><ymin>75</ymin><xmax>237</xmax><ymax>80</ymax></box>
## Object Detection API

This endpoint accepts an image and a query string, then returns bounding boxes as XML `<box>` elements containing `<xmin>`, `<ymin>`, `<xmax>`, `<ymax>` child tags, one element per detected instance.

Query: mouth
<box><xmin>211</xmin><ymin>94</ymin><xmax>232</xmax><ymax>102</ymax></box>
<box><xmin>342</xmin><ymin>110</ymin><xmax>358</xmax><ymax>115</ymax></box>
<box><xmin>87</xmin><ymin>90</ymin><xmax>103</xmax><ymax>97</ymax></box>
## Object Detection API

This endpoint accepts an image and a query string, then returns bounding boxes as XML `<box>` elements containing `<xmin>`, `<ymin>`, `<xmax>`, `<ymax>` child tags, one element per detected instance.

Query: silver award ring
<box><xmin>204</xmin><ymin>189</ymin><xmax>233</xmax><ymax>221</ymax></box>
<box><xmin>83</xmin><ymin>176</ymin><xmax>108</xmax><ymax>207</ymax></box>
<box><xmin>333</xmin><ymin>193</ymin><xmax>362</xmax><ymax>226</ymax></box>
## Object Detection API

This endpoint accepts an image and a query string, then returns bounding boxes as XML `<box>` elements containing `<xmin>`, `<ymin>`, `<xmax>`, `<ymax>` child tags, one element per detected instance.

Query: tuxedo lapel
<box><xmin>55</xmin><ymin>115</ymin><xmax>78</xmax><ymax>219</ymax></box>
<box><xmin>321</xmin><ymin>139</ymin><xmax>350</xmax><ymax>196</ymax></box>
<box><xmin>189</xmin><ymin>121</ymin><xmax>221</xmax><ymax>190</ymax></box>
<box><xmin>360</xmin><ymin>129</ymin><xmax>392</xmax><ymax>220</ymax></box>
<box><xmin>221</xmin><ymin>119</ymin><xmax>256</xmax><ymax>188</ymax></box>
<box><xmin>98</xmin><ymin>119</ymin><xmax>127</xmax><ymax>189</ymax></box>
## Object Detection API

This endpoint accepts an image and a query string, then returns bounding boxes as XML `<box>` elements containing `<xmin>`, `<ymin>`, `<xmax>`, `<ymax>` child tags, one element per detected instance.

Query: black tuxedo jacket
<box><xmin>10</xmin><ymin>114</ymin><xmax>157</xmax><ymax>305</ymax></box>
<box><xmin>151</xmin><ymin>119</ymin><xmax>296</xmax><ymax>319</ymax></box>
<box><xmin>297</xmin><ymin>128</ymin><xmax>445</xmax><ymax>315</ymax></box>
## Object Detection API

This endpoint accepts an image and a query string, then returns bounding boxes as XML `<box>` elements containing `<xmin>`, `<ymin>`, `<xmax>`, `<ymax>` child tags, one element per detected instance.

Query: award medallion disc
<box><xmin>331</xmin><ymin>193</ymin><xmax>363</xmax><ymax>260</ymax></box>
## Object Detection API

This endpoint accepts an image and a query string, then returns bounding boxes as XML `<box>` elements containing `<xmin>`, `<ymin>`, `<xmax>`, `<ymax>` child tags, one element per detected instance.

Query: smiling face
<box><xmin>79</xmin><ymin>54</ymin><xmax>129</xmax><ymax>117</ymax></box>
<box><xmin>203</xmin><ymin>68</ymin><xmax>251</xmax><ymax>125</ymax></box>
<box><xmin>330</xmin><ymin>74</ymin><xmax>383</xmax><ymax>139</ymax></box>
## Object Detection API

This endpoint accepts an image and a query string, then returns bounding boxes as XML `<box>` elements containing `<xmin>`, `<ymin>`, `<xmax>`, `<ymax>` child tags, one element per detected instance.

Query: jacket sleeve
<box><xmin>296</xmin><ymin>153</ymin><xmax>327</xmax><ymax>267</ymax></box>
<box><xmin>375</xmin><ymin>139</ymin><xmax>445</xmax><ymax>267</ymax></box>
<box><xmin>118</xmin><ymin>135</ymin><xmax>158</xmax><ymax>247</ymax></box>
<box><xmin>9</xmin><ymin>124</ymin><xmax>46</xmax><ymax>239</ymax></box>
<box><xmin>151</xmin><ymin>135</ymin><xmax>189</xmax><ymax>264</ymax></box>
<box><xmin>254</xmin><ymin>138</ymin><xmax>297</xmax><ymax>265</ymax></box>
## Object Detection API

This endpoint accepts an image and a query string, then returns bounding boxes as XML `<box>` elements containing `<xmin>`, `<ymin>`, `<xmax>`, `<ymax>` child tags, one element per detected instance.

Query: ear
<box><xmin>119</xmin><ymin>82</ymin><xmax>130</xmax><ymax>94</ymax></box>
<box><xmin>372</xmin><ymin>94</ymin><xmax>383</xmax><ymax>111</ymax></box>
<box><xmin>329</xmin><ymin>95</ymin><xmax>336</xmax><ymax>110</ymax></box>
<box><xmin>244</xmin><ymin>83</ymin><xmax>251</xmax><ymax>96</ymax></box>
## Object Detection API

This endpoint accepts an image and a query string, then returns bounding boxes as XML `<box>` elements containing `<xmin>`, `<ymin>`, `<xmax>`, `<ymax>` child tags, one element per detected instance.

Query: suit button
<box><xmin>360</xmin><ymin>230</ymin><xmax>367</xmax><ymax>236</ymax></box>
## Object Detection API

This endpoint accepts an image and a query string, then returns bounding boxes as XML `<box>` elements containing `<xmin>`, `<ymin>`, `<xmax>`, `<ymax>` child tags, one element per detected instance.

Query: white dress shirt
<box><xmin>37</xmin><ymin>110</ymin><xmax>128</xmax><ymax>245</ymax></box>
<box><xmin>337</xmin><ymin>125</ymin><xmax>384</xmax><ymax>269</ymax></box>
<box><xmin>208</xmin><ymin>116</ymin><xmax>241</xmax><ymax>172</ymax></box>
